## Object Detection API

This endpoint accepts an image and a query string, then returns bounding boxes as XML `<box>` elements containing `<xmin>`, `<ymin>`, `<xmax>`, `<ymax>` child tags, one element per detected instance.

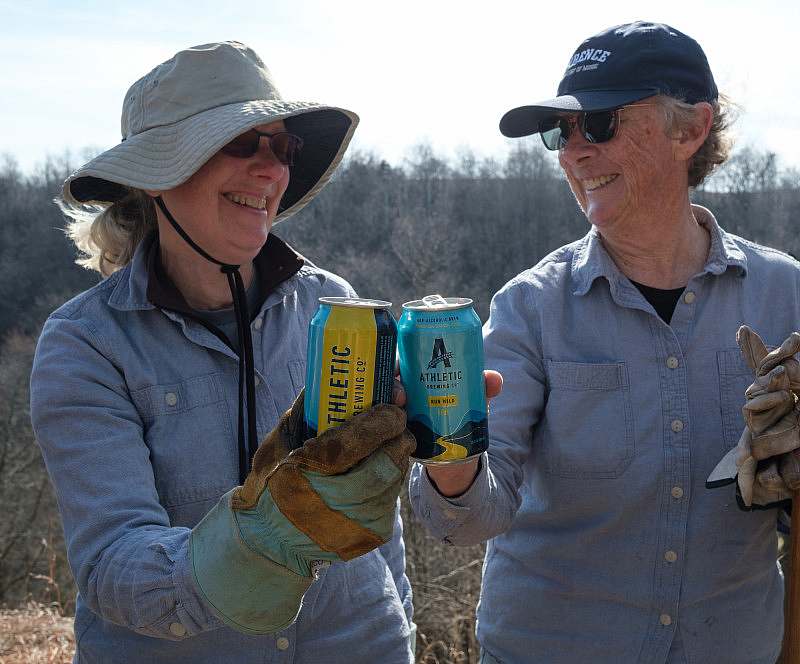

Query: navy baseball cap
<box><xmin>499</xmin><ymin>21</ymin><xmax>718</xmax><ymax>138</ymax></box>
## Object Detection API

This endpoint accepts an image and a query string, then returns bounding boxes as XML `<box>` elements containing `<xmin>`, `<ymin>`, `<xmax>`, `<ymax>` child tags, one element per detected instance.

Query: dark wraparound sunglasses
<box><xmin>538</xmin><ymin>104</ymin><xmax>653</xmax><ymax>151</ymax></box>
<box><xmin>220</xmin><ymin>129</ymin><xmax>304</xmax><ymax>165</ymax></box>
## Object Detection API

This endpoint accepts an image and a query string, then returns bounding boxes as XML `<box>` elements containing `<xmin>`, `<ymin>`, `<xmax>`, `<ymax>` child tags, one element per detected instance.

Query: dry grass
<box><xmin>402</xmin><ymin>495</ymin><xmax>483</xmax><ymax>664</ymax></box>
<box><xmin>0</xmin><ymin>604</ymin><xmax>73</xmax><ymax>664</ymax></box>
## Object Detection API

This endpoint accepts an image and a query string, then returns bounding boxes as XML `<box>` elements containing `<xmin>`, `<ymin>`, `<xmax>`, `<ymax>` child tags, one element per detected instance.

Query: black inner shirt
<box><xmin>630</xmin><ymin>280</ymin><xmax>686</xmax><ymax>324</ymax></box>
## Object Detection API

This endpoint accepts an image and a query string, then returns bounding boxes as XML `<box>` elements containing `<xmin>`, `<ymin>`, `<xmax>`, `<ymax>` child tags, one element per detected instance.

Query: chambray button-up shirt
<box><xmin>31</xmin><ymin>233</ymin><xmax>414</xmax><ymax>664</ymax></box>
<box><xmin>410</xmin><ymin>206</ymin><xmax>799</xmax><ymax>664</ymax></box>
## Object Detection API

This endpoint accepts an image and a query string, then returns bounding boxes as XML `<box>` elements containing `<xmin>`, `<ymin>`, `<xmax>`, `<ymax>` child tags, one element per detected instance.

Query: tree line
<box><xmin>0</xmin><ymin>142</ymin><xmax>798</xmax><ymax>660</ymax></box>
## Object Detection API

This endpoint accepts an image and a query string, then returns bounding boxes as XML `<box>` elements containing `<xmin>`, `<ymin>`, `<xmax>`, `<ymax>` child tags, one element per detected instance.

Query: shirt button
<box><xmin>254</xmin><ymin>376</ymin><xmax>260</xmax><ymax>387</ymax></box>
<box><xmin>671</xmin><ymin>419</ymin><xmax>684</xmax><ymax>433</ymax></box>
<box><xmin>660</xmin><ymin>614</ymin><xmax>673</xmax><ymax>626</ymax></box>
<box><xmin>254</xmin><ymin>317</ymin><xmax>263</xmax><ymax>330</ymax></box>
<box><xmin>169</xmin><ymin>622</ymin><xmax>186</xmax><ymax>637</ymax></box>
<box><xmin>684</xmin><ymin>291</ymin><xmax>696</xmax><ymax>304</ymax></box>
<box><xmin>444</xmin><ymin>509</ymin><xmax>457</xmax><ymax>518</ymax></box>
<box><xmin>671</xmin><ymin>486</ymin><xmax>684</xmax><ymax>499</ymax></box>
<box><xmin>666</xmin><ymin>356</ymin><xmax>679</xmax><ymax>369</ymax></box>
<box><xmin>276</xmin><ymin>636</ymin><xmax>290</xmax><ymax>650</ymax></box>
<box><xmin>165</xmin><ymin>392</ymin><xmax>178</xmax><ymax>407</ymax></box>
<box><xmin>664</xmin><ymin>550</ymin><xmax>678</xmax><ymax>563</ymax></box>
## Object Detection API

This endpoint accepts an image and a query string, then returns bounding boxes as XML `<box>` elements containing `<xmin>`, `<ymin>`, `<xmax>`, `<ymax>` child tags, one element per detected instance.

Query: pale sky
<box><xmin>2</xmin><ymin>0</ymin><xmax>799</xmax><ymax>175</ymax></box>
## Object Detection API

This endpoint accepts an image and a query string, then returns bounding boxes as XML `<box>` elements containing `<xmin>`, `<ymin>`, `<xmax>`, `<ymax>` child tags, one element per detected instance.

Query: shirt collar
<box><xmin>108</xmin><ymin>232</ymin><xmax>305</xmax><ymax>313</ymax></box>
<box><xmin>571</xmin><ymin>204</ymin><xmax>747</xmax><ymax>297</ymax></box>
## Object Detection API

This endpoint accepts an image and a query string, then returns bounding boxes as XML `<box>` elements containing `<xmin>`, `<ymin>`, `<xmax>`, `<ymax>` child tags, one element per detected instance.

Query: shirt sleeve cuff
<box><xmin>172</xmin><ymin>534</ymin><xmax>226</xmax><ymax>634</ymax></box>
<box><xmin>414</xmin><ymin>453</ymin><xmax>489</xmax><ymax>536</ymax></box>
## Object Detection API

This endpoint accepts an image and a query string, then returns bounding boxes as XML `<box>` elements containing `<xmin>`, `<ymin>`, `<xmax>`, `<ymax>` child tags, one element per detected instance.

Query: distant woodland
<box><xmin>1</xmin><ymin>142</ymin><xmax>798</xmax><ymax>660</ymax></box>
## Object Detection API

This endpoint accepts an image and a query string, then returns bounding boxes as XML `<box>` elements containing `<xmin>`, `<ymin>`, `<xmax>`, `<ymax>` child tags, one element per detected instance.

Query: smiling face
<box><xmin>557</xmin><ymin>100</ymin><xmax>689</xmax><ymax>234</ymax></box>
<box><xmin>155</xmin><ymin>120</ymin><xmax>291</xmax><ymax>265</ymax></box>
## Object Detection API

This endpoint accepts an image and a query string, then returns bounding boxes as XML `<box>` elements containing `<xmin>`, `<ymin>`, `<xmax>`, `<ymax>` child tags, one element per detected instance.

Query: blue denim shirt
<box><xmin>410</xmin><ymin>206</ymin><xmax>798</xmax><ymax>664</ymax></box>
<box><xmin>30</xmin><ymin>234</ymin><xmax>414</xmax><ymax>664</ymax></box>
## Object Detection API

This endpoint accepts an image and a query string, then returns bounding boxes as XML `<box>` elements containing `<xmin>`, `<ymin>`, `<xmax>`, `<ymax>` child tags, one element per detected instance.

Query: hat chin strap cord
<box><xmin>155</xmin><ymin>196</ymin><xmax>256</xmax><ymax>485</ymax></box>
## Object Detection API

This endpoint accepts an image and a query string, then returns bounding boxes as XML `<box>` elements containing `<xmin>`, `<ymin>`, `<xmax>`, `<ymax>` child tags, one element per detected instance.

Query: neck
<box><xmin>158</xmin><ymin>235</ymin><xmax>254</xmax><ymax>310</ymax></box>
<box><xmin>598</xmin><ymin>201</ymin><xmax>710</xmax><ymax>290</ymax></box>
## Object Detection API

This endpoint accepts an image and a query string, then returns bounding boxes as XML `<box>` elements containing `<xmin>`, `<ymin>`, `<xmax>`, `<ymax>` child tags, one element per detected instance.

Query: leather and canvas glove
<box><xmin>189</xmin><ymin>391</ymin><xmax>416</xmax><ymax>634</ymax></box>
<box><xmin>707</xmin><ymin>326</ymin><xmax>800</xmax><ymax>508</ymax></box>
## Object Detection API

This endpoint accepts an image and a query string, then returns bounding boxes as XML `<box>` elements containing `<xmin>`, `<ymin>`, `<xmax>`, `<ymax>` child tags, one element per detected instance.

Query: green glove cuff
<box><xmin>189</xmin><ymin>489</ymin><xmax>313</xmax><ymax>635</ymax></box>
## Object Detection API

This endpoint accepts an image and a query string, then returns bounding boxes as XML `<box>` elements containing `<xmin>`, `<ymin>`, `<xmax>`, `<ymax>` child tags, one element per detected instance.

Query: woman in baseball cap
<box><xmin>413</xmin><ymin>21</ymin><xmax>798</xmax><ymax>664</ymax></box>
<box><xmin>31</xmin><ymin>41</ymin><xmax>417</xmax><ymax>663</ymax></box>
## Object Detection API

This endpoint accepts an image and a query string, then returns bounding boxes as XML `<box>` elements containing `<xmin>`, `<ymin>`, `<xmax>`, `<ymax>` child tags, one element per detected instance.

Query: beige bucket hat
<box><xmin>63</xmin><ymin>41</ymin><xmax>358</xmax><ymax>223</ymax></box>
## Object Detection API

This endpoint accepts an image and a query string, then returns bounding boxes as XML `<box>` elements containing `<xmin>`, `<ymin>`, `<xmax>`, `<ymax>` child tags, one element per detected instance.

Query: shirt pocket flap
<box><xmin>131</xmin><ymin>374</ymin><xmax>224</xmax><ymax>424</ymax></box>
<box><xmin>546</xmin><ymin>361</ymin><xmax>627</xmax><ymax>391</ymax></box>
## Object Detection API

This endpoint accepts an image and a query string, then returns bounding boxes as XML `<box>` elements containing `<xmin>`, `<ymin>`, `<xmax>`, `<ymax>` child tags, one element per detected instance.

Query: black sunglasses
<box><xmin>220</xmin><ymin>129</ymin><xmax>304</xmax><ymax>165</ymax></box>
<box><xmin>538</xmin><ymin>104</ymin><xmax>653</xmax><ymax>151</ymax></box>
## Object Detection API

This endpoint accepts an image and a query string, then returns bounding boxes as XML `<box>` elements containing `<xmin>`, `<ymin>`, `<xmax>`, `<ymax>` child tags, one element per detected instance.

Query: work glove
<box><xmin>707</xmin><ymin>326</ymin><xmax>800</xmax><ymax>508</ymax></box>
<box><xmin>189</xmin><ymin>391</ymin><xmax>416</xmax><ymax>634</ymax></box>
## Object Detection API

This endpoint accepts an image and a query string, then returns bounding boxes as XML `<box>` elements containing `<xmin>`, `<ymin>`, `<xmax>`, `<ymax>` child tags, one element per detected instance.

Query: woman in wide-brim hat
<box><xmin>30</xmin><ymin>41</ymin><xmax>417</xmax><ymax>664</ymax></box>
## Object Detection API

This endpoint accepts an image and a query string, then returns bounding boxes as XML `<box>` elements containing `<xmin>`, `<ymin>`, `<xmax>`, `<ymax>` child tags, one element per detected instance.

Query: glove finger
<box><xmin>233</xmin><ymin>390</ymin><xmax>306</xmax><ymax>509</ymax></box>
<box><xmin>292</xmin><ymin>403</ymin><xmax>407</xmax><ymax>475</ymax></box>
<box><xmin>758</xmin><ymin>332</ymin><xmax>800</xmax><ymax>376</ymax></box>
<box><xmin>738</xmin><ymin>455</ymin><xmax>757</xmax><ymax>507</ymax></box>
<box><xmin>745</xmin><ymin>365</ymin><xmax>788</xmax><ymax>399</ymax></box>
<box><xmin>379</xmin><ymin>430</ymin><xmax>417</xmax><ymax>477</ymax></box>
<box><xmin>780</xmin><ymin>449</ymin><xmax>800</xmax><ymax>491</ymax></box>
<box><xmin>254</xmin><ymin>390</ymin><xmax>305</xmax><ymax>473</ymax></box>
<box><xmin>750</xmin><ymin>413</ymin><xmax>800</xmax><ymax>460</ymax></box>
<box><xmin>750</xmin><ymin>481</ymin><xmax>793</xmax><ymax>507</ymax></box>
<box><xmin>756</xmin><ymin>458</ymin><xmax>784</xmax><ymax>491</ymax></box>
<box><xmin>784</xmin><ymin>358</ymin><xmax>800</xmax><ymax>394</ymax></box>
<box><xmin>737</xmin><ymin>325</ymin><xmax>769</xmax><ymax>373</ymax></box>
<box><xmin>735</xmin><ymin>427</ymin><xmax>753</xmax><ymax>467</ymax></box>
<box><xmin>742</xmin><ymin>391</ymin><xmax>794</xmax><ymax>434</ymax></box>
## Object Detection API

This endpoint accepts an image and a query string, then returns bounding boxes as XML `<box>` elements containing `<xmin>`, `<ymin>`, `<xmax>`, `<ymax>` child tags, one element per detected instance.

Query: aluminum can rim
<box><xmin>318</xmin><ymin>296</ymin><xmax>393</xmax><ymax>309</ymax></box>
<box><xmin>402</xmin><ymin>294</ymin><xmax>474</xmax><ymax>311</ymax></box>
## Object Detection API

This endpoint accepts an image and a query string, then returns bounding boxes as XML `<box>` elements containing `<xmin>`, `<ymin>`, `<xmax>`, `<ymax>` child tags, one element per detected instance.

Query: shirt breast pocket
<box><xmin>717</xmin><ymin>348</ymin><xmax>753</xmax><ymax>452</ymax></box>
<box><xmin>131</xmin><ymin>373</ymin><xmax>237</xmax><ymax>525</ymax></box>
<box><xmin>540</xmin><ymin>360</ymin><xmax>634</xmax><ymax>479</ymax></box>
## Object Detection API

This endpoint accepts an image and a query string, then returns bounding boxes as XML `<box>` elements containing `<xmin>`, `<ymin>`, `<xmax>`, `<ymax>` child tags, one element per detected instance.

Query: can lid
<box><xmin>402</xmin><ymin>294</ymin><xmax>473</xmax><ymax>311</ymax></box>
<box><xmin>319</xmin><ymin>296</ymin><xmax>393</xmax><ymax>309</ymax></box>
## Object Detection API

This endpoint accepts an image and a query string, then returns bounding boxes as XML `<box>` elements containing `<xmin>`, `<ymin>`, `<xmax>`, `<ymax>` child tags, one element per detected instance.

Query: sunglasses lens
<box><xmin>220</xmin><ymin>131</ymin><xmax>260</xmax><ymax>158</ymax></box>
<box><xmin>270</xmin><ymin>133</ymin><xmax>304</xmax><ymax>166</ymax></box>
<box><xmin>539</xmin><ymin>117</ymin><xmax>566</xmax><ymax>151</ymax></box>
<box><xmin>582</xmin><ymin>111</ymin><xmax>616</xmax><ymax>144</ymax></box>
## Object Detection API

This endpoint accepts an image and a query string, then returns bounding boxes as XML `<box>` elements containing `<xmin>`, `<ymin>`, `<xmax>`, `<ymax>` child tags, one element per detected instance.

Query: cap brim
<box><xmin>64</xmin><ymin>100</ymin><xmax>358</xmax><ymax>224</ymax></box>
<box><xmin>499</xmin><ymin>89</ymin><xmax>658</xmax><ymax>138</ymax></box>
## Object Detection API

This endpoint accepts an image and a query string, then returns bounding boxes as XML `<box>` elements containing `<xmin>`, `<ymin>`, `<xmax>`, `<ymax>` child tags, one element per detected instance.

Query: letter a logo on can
<box><xmin>428</xmin><ymin>337</ymin><xmax>453</xmax><ymax>369</ymax></box>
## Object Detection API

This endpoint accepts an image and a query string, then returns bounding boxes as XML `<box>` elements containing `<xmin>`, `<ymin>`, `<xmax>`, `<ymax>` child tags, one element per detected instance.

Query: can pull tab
<box><xmin>422</xmin><ymin>294</ymin><xmax>448</xmax><ymax>308</ymax></box>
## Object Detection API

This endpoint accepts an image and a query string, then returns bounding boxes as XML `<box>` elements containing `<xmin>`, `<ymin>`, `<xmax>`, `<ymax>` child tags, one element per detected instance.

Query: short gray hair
<box><xmin>657</xmin><ymin>93</ymin><xmax>735</xmax><ymax>187</ymax></box>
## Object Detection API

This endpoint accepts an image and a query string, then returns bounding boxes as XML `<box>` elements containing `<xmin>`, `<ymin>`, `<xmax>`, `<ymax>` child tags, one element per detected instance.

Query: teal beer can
<box><xmin>398</xmin><ymin>295</ymin><xmax>488</xmax><ymax>464</ymax></box>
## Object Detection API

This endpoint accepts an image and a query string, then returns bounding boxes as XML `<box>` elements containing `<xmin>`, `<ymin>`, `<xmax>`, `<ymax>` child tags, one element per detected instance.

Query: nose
<box><xmin>558</xmin><ymin>123</ymin><xmax>594</xmax><ymax>168</ymax></box>
<box><xmin>249</xmin><ymin>138</ymin><xmax>288</xmax><ymax>180</ymax></box>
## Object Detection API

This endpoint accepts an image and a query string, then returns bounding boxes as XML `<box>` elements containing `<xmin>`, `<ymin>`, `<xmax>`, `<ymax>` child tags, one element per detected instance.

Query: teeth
<box><xmin>583</xmin><ymin>174</ymin><xmax>618</xmax><ymax>191</ymax></box>
<box><xmin>225</xmin><ymin>193</ymin><xmax>268</xmax><ymax>209</ymax></box>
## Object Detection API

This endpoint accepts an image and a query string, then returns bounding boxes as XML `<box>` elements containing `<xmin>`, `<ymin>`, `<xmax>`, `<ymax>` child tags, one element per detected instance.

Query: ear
<box><xmin>673</xmin><ymin>102</ymin><xmax>713</xmax><ymax>161</ymax></box>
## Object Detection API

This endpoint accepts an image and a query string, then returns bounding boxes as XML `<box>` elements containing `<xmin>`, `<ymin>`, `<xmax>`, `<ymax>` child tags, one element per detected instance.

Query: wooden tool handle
<box><xmin>785</xmin><ymin>493</ymin><xmax>800</xmax><ymax>663</ymax></box>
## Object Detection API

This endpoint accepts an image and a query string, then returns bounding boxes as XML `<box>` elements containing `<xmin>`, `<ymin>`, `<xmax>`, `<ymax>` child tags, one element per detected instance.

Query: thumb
<box><xmin>291</xmin><ymin>404</ymin><xmax>408</xmax><ymax>475</ymax></box>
